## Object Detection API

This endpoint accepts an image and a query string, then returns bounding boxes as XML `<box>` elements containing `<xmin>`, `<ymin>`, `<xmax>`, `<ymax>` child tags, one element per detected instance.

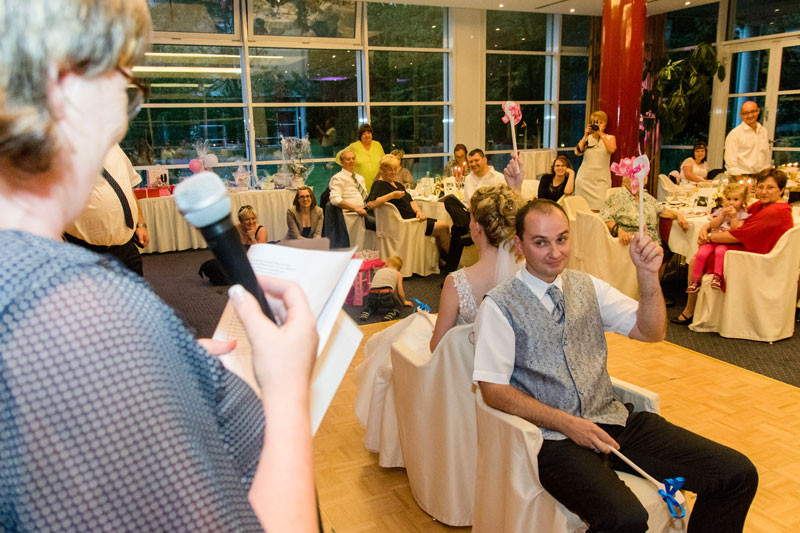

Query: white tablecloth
<box><xmin>140</xmin><ymin>189</ymin><xmax>296</xmax><ymax>253</ymax></box>
<box><xmin>415</xmin><ymin>197</ymin><xmax>451</xmax><ymax>224</ymax></box>
<box><xmin>520</xmin><ymin>149</ymin><xmax>557</xmax><ymax>179</ymax></box>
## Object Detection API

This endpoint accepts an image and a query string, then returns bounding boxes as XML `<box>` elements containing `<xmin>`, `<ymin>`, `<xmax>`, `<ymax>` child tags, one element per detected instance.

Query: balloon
<box><xmin>203</xmin><ymin>153</ymin><xmax>219</xmax><ymax>169</ymax></box>
<box><xmin>188</xmin><ymin>158</ymin><xmax>203</xmax><ymax>173</ymax></box>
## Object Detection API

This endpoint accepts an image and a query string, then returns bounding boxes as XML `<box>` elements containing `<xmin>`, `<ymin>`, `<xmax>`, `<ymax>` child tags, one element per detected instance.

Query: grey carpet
<box><xmin>143</xmin><ymin>250</ymin><xmax>800</xmax><ymax>388</ymax></box>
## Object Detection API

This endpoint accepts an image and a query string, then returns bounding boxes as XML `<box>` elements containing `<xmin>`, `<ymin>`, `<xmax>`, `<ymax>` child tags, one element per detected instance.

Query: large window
<box><xmin>484</xmin><ymin>12</ymin><xmax>591</xmax><ymax>171</ymax></box>
<box><xmin>366</xmin><ymin>3</ymin><xmax>450</xmax><ymax>180</ymax></box>
<box><xmin>730</xmin><ymin>0</ymin><xmax>800</xmax><ymax>41</ymax></box>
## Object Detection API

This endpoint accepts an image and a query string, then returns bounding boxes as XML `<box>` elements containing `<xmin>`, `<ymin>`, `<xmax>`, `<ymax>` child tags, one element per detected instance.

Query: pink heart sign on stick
<box><xmin>502</xmin><ymin>101</ymin><xmax>522</xmax><ymax>154</ymax></box>
<box><xmin>611</xmin><ymin>154</ymin><xmax>651</xmax><ymax>237</ymax></box>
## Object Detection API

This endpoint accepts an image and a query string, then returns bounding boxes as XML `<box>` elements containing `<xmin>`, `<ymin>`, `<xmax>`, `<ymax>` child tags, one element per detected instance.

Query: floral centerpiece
<box><xmin>272</xmin><ymin>135</ymin><xmax>314</xmax><ymax>189</ymax></box>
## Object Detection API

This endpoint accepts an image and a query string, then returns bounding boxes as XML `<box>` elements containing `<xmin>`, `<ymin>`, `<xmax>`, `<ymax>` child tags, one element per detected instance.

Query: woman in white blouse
<box><xmin>680</xmin><ymin>142</ymin><xmax>710</xmax><ymax>184</ymax></box>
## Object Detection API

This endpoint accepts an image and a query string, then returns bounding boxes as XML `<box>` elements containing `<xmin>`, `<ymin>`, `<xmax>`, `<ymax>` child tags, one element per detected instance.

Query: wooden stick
<box><xmin>608</xmin><ymin>447</ymin><xmax>661</xmax><ymax>488</ymax></box>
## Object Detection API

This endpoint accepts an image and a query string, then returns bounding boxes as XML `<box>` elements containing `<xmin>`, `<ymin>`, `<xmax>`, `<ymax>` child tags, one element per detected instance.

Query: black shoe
<box><xmin>670</xmin><ymin>313</ymin><xmax>692</xmax><ymax>326</ymax></box>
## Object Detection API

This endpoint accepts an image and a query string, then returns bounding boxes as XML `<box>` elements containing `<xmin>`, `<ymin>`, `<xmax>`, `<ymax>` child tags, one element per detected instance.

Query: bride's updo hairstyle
<box><xmin>469</xmin><ymin>185</ymin><xmax>524</xmax><ymax>248</ymax></box>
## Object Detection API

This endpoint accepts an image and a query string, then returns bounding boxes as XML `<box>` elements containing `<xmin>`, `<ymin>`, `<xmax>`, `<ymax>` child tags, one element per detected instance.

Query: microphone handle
<box><xmin>202</xmin><ymin>219</ymin><xmax>275</xmax><ymax>323</ymax></box>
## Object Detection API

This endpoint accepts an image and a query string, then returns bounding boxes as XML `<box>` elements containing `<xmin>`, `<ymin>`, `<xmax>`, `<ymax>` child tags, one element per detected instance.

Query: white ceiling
<box><xmin>381</xmin><ymin>0</ymin><xmax>720</xmax><ymax>16</ymax></box>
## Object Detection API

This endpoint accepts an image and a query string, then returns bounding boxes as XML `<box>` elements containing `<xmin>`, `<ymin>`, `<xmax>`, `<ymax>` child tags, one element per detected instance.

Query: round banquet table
<box><xmin>139</xmin><ymin>189</ymin><xmax>296</xmax><ymax>253</ymax></box>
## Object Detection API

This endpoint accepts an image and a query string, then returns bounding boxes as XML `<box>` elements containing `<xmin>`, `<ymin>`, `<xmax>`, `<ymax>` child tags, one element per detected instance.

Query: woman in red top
<box><xmin>673</xmin><ymin>168</ymin><xmax>794</xmax><ymax>325</ymax></box>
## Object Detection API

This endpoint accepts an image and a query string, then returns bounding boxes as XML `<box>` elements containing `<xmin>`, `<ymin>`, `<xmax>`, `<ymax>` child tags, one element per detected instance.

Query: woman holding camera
<box><xmin>574</xmin><ymin>110</ymin><xmax>617</xmax><ymax>211</ymax></box>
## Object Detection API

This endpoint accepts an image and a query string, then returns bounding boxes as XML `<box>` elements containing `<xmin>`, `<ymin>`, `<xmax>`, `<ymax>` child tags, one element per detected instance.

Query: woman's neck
<box><xmin>0</xmin><ymin>169</ymin><xmax>82</xmax><ymax>240</ymax></box>
<box><xmin>361</xmin><ymin>140</ymin><xmax>372</xmax><ymax>149</ymax></box>
<box><xmin>552</xmin><ymin>173</ymin><xmax>566</xmax><ymax>185</ymax></box>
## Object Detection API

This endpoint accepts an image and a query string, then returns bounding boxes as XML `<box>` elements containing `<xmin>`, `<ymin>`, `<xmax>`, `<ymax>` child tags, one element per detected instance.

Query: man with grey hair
<box><xmin>328</xmin><ymin>149</ymin><xmax>375</xmax><ymax>230</ymax></box>
<box><xmin>473</xmin><ymin>199</ymin><xmax>757</xmax><ymax>532</ymax></box>
<box><xmin>724</xmin><ymin>101</ymin><xmax>770</xmax><ymax>177</ymax></box>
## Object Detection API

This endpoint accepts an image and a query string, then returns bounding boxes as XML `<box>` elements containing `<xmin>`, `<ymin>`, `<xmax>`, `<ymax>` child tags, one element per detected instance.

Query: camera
<box><xmin>589</xmin><ymin>123</ymin><xmax>599</xmax><ymax>132</ymax></box>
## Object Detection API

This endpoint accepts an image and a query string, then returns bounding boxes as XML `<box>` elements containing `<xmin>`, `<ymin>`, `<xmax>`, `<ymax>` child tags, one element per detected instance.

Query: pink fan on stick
<box><xmin>502</xmin><ymin>101</ymin><xmax>522</xmax><ymax>154</ymax></box>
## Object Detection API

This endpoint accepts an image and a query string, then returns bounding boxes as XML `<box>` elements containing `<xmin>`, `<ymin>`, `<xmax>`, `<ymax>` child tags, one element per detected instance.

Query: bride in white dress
<box><xmin>355</xmin><ymin>185</ymin><xmax>524</xmax><ymax>467</ymax></box>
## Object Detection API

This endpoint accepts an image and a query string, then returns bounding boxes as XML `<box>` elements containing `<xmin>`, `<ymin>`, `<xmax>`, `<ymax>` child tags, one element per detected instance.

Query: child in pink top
<box><xmin>687</xmin><ymin>183</ymin><xmax>750</xmax><ymax>292</ymax></box>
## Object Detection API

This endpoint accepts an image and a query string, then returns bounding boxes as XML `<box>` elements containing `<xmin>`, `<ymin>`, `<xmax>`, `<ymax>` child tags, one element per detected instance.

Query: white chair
<box><xmin>571</xmin><ymin>211</ymin><xmax>638</xmax><ymax>299</ymax></box>
<box><xmin>521</xmin><ymin>179</ymin><xmax>540</xmax><ymax>199</ymax></box>
<box><xmin>690</xmin><ymin>226</ymin><xmax>800</xmax><ymax>342</ymax></box>
<box><xmin>472</xmin><ymin>379</ymin><xmax>688</xmax><ymax>533</ymax></box>
<box><xmin>390</xmin><ymin>324</ymin><xmax>477</xmax><ymax>526</ymax></box>
<box><xmin>354</xmin><ymin>312</ymin><xmax>437</xmax><ymax>468</ymax></box>
<box><xmin>375</xmin><ymin>203</ymin><xmax>439</xmax><ymax>277</ymax></box>
<box><xmin>658</xmin><ymin>173</ymin><xmax>683</xmax><ymax>202</ymax></box>
<box><xmin>343</xmin><ymin>211</ymin><xmax>378</xmax><ymax>252</ymax></box>
<box><xmin>559</xmin><ymin>195</ymin><xmax>592</xmax><ymax>222</ymax></box>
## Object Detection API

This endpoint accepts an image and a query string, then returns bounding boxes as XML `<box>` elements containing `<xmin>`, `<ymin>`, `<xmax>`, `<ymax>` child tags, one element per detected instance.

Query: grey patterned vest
<box><xmin>486</xmin><ymin>269</ymin><xmax>629</xmax><ymax>440</ymax></box>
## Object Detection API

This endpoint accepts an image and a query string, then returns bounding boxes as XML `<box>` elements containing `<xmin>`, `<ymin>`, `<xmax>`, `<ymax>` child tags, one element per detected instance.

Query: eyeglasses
<box><xmin>117</xmin><ymin>67</ymin><xmax>148</xmax><ymax>119</ymax></box>
<box><xmin>741</xmin><ymin>109</ymin><xmax>760</xmax><ymax>116</ymax></box>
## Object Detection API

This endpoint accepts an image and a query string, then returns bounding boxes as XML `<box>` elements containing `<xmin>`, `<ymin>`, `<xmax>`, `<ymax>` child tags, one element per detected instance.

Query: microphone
<box><xmin>174</xmin><ymin>172</ymin><xmax>275</xmax><ymax>322</ymax></box>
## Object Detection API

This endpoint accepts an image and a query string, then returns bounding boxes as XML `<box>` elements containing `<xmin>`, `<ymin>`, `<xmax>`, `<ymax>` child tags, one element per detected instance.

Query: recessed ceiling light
<box><xmin>774</xmin><ymin>8</ymin><xmax>780</xmax><ymax>11</ymax></box>
<box><xmin>684</xmin><ymin>1</ymin><xmax>690</xmax><ymax>4</ymax></box>
<box><xmin>496</xmin><ymin>27</ymin><xmax>500</xmax><ymax>31</ymax></box>
<box><xmin>570</xmin><ymin>8</ymin><xmax>575</xmax><ymax>12</ymax></box>
<box><xmin>499</xmin><ymin>3</ymin><xmax>504</xmax><ymax>7</ymax></box>
<box><xmin>431</xmin><ymin>25</ymin><xmax>436</xmax><ymax>28</ymax></box>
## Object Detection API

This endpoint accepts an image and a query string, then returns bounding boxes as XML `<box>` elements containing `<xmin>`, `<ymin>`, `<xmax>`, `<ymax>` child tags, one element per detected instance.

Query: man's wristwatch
<box><xmin>610</xmin><ymin>223</ymin><xmax>619</xmax><ymax>238</ymax></box>
<box><xmin>136</xmin><ymin>222</ymin><xmax>147</xmax><ymax>229</ymax></box>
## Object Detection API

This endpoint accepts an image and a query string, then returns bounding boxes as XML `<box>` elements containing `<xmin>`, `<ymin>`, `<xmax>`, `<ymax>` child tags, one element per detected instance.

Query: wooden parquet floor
<box><xmin>313</xmin><ymin>322</ymin><xmax>800</xmax><ymax>532</ymax></box>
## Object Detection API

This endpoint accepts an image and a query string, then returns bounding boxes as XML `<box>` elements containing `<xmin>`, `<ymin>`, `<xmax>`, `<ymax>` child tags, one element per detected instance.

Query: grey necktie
<box><xmin>350</xmin><ymin>172</ymin><xmax>367</xmax><ymax>201</ymax></box>
<box><xmin>546</xmin><ymin>284</ymin><xmax>565</xmax><ymax>324</ymax></box>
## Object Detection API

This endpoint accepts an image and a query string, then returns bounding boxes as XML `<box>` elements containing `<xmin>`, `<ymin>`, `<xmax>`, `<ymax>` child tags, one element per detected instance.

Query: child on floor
<box><xmin>360</xmin><ymin>256</ymin><xmax>412</xmax><ymax>322</ymax></box>
<box><xmin>687</xmin><ymin>183</ymin><xmax>750</xmax><ymax>292</ymax></box>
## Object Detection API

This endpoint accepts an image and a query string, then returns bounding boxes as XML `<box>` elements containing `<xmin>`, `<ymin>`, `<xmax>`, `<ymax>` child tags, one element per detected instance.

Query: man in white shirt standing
<box><xmin>473</xmin><ymin>199</ymin><xmax>757</xmax><ymax>532</ymax></box>
<box><xmin>64</xmin><ymin>144</ymin><xmax>150</xmax><ymax>275</ymax></box>
<box><xmin>724</xmin><ymin>101</ymin><xmax>771</xmax><ymax>177</ymax></box>
<box><xmin>328</xmin><ymin>149</ymin><xmax>375</xmax><ymax>230</ymax></box>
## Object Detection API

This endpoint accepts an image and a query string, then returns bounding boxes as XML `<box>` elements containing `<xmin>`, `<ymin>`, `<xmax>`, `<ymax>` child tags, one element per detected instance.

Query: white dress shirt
<box><xmin>463</xmin><ymin>166</ymin><xmax>506</xmax><ymax>204</ymax></box>
<box><xmin>64</xmin><ymin>144</ymin><xmax>141</xmax><ymax>246</ymax></box>
<box><xmin>724</xmin><ymin>121</ymin><xmax>771</xmax><ymax>176</ymax></box>
<box><xmin>472</xmin><ymin>267</ymin><xmax>638</xmax><ymax>385</ymax></box>
<box><xmin>328</xmin><ymin>168</ymin><xmax>367</xmax><ymax>208</ymax></box>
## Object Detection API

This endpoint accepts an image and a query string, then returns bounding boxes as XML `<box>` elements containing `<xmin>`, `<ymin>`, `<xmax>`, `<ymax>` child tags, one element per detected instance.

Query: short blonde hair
<box><xmin>0</xmin><ymin>0</ymin><xmax>152</xmax><ymax>175</ymax></box>
<box><xmin>390</xmin><ymin>149</ymin><xmax>405</xmax><ymax>160</ymax></box>
<box><xmin>385</xmin><ymin>256</ymin><xmax>403</xmax><ymax>270</ymax></box>
<box><xmin>237</xmin><ymin>205</ymin><xmax>257</xmax><ymax>222</ymax></box>
<box><xmin>469</xmin><ymin>185</ymin><xmax>525</xmax><ymax>248</ymax></box>
<box><xmin>590</xmin><ymin>110</ymin><xmax>608</xmax><ymax>123</ymax></box>
<box><xmin>380</xmin><ymin>154</ymin><xmax>400</xmax><ymax>169</ymax></box>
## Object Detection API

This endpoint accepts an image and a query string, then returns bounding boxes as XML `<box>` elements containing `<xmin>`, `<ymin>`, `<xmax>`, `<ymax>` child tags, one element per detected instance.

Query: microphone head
<box><xmin>173</xmin><ymin>171</ymin><xmax>231</xmax><ymax>228</ymax></box>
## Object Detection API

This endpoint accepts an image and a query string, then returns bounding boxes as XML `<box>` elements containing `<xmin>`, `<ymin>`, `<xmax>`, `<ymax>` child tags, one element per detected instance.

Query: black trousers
<box><xmin>538</xmin><ymin>411</ymin><xmax>757</xmax><ymax>533</ymax></box>
<box><xmin>442</xmin><ymin>195</ymin><xmax>471</xmax><ymax>272</ymax></box>
<box><xmin>64</xmin><ymin>234</ymin><xmax>143</xmax><ymax>276</ymax></box>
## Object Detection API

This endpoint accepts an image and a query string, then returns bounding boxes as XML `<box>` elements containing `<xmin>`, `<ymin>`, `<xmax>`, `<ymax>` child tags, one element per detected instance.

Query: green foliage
<box><xmin>641</xmin><ymin>43</ymin><xmax>722</xmax><ymax>140</ymax></box>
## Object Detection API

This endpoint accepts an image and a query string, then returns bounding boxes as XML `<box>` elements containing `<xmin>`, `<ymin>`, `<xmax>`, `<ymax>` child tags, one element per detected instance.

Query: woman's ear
<box><xmin>46</xmin><ymin>66</ymin><xmax>67</xmax><ymax>121</ymax></box>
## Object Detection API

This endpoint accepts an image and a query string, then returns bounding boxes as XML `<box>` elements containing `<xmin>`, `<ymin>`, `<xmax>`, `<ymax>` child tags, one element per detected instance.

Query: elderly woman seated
<box><xmin>600</xmin><ymin>174</ymin><xmax>688</xmax><ymax>277</ymax></box>
<box><xmin>285</xmin><ymin>186</ymin><xmax>322</xmax><ymax>239</ymax></box>
<box><xmin>367</xmin><ymin>154</ymin><xmax>450</xmax><ymax>260</ymax></box>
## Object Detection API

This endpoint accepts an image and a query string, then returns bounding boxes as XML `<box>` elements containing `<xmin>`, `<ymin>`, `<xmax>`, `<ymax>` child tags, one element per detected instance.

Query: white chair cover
<box><xmin>658</xmin><ymin>174</ymin><xmax>683</xmax><ymax>202</ymax></box>
<box><xmin>572</xmin><ymin>211</ymin><xmax>638</xmax><ymax>299</ymax></box>
<box><xmin>354</xmin><ymin>312</ymin><xmax>437</xmax><ymax>468</ymax></box>
<box><xmin>521</xmin><ymin>179</ymin><xmax>540</xmax><ymax>199</ymax></box>
<box><xmin>375</xmin><ymin>203</ymin><xmax>439</xmax><ymax>277</ymax></box>
<box><xmin>472</xmin><ymin>380</ymin><xmax>687</xmax><ymax>533</ymax></box>
<box><xmin>391</xmin><ymin>324</ymin><xmax>477</xmax><ymax>526</ymax></box>
<box><xmin>606</xmin><ymin>186</ymin><xmax>623</xmax><ymax>199</ymax></box>
<box><xmin>343</xmin><ymin>211</ymin><xmax>378</xmax><ymax>252</ymax></box>
<box><xmin>559</xmin><ymin>195</ymin><xmax>592</xmax><ymax>222</ymax></box>
<box><xmin>690</xmin><ymin>225</ymin><xmax>800</xmax><ymax>342</ymax></box>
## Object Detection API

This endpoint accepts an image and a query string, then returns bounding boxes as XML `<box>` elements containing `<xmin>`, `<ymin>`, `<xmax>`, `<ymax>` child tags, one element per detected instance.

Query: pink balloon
<box><xmin>189</xmin><ymin>158</ymin><xmax>203</xmax><ymax>173</ymax></box>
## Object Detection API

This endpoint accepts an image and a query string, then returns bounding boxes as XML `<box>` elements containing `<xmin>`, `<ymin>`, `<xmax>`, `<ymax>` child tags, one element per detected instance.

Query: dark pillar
<box><xmin>599</xmin><ymin>0</ymin><xmax>647</xmax><ymax>186</ymax></box>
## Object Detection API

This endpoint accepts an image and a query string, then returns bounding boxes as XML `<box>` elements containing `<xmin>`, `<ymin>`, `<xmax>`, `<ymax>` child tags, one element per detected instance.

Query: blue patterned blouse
<box><xmin>0</xmin><ymin>231</ymin><xmax>265</xmax><ymax>531</ymax></box>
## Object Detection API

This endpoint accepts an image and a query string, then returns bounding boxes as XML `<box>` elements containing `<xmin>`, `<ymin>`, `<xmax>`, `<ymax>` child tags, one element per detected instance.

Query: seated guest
<box><xmin>601</xmin><ymin>174</ymin><xmax>688</xmax><ymax>247</ymax></box>
<box><xmin>474</xmin><ymin>199</ymin><xmax>758</xmax><ymax>532</ymax></box>
<box><xmin>430</xmin><ymin>185</ymin><xmax>523</xmax><ymax>351</ymax></box>
<box><xmin>443</xmin><ymin>143</ymin><xmax>469</xmax><ymax>180</ymax></box>
<box><xmin>391</xmin><ymin>149</ymin><xmax>415</xmax><ymax>188</ymax></box>
<box><xmin>329</xmin><ymin>149</ymin><xmax>375</xmax><ymax>230</ymax></box>
<box><xmin>680</xmin><ymin>141</ymin><xmax>711</xmax><ymax>184</ymax></box>
<box><xmin>537</xmin><ymin>155</ymin><xmax>576</xmax><ymax>202</ymax></box>
<box><xmin>724</xmin><ymin>101</ymin><xmax>770</xmax><ymax>178</ymax></box>
<box><xmin>464</xmin><ymin>148</ymin><xmax>506</xmax><ymax>204</ymax></box>
<box><xmin>359</xmin><ymin>256</ymin><xmax>412</xmax><ymax>322</ymax></box>
<box><xmin>673</xmin><ymin>167</ymin><xmax>794</xmax><ymax>325</ymax></box>
<box><xmin>367</xmin><ymin>154</ymin><xmax>451</xmax><ymax>258</ymax></box>
<box><xmin>286</xmin><ymin>186</ymin><xmax>322</xmax><ymax>239</ymax></box>
<box><xmin>236</xmin><ymin>205</ymin><xmax>268</xmax><ymax>247</ymax></box>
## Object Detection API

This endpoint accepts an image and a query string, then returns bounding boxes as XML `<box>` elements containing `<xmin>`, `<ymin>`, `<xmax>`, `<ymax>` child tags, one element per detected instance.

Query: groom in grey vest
<box><xmin>473</xmin><ymin>199</ymin><xmax>757</xmax><ymax>532</ymax></box>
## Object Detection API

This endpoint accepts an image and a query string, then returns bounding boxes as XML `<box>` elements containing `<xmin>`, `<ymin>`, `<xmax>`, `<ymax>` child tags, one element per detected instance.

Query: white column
<box><xmin>450</xmin><ymin>8</ymin><xmax>486</xmax><ymax>152</ymax></box>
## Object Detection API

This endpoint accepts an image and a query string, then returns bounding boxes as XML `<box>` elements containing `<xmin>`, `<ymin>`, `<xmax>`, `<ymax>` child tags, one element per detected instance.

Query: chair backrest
<box><xmin>573</xmin><ymin>211</ymin><xmax>638</xmax><ymax>299</ymax></box>
<box><xmin>521</xmin><ymin>179</ymin><xmax>540</xmax><ymax>199</ymax></box>
<box><xmin>659</xmin><ymin>173</ymin><xmax>682</xmax><ymax>195</ymax></box>
<box><xmin>374</xmin><ymin>202</ymin><xmax>404</xmax><ymax>234</ymax></box>
<box><xmin>606</xmin><ymin>186</ymin><xmax>622</xmax><ymax>199</ymax></box>
<box><xmin>560</xmin><ymin>195</ymin><xmax>591</xmax><ymax>221</ymax></box>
